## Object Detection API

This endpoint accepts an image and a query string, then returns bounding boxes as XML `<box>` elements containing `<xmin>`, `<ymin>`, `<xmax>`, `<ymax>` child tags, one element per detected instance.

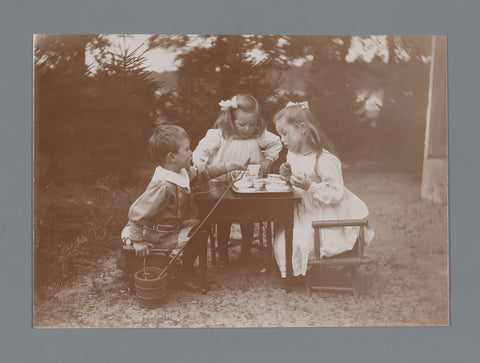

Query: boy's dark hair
<box><xmin>148</xmin><ymin>125</ymin><xmax>190</xmax><ymax>164</ymax></box>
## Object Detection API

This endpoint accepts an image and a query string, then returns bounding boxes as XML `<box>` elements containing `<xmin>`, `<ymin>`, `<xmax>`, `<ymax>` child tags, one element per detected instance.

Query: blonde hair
<box><xmin>274</xmin><ymin>103</ymin><xmax>336</xmax><ymax>156</ymax></box>
<box><xmin>214</xmin><ymin>93</ymin><xmax>266</xmax><ymax>139</ymax></box>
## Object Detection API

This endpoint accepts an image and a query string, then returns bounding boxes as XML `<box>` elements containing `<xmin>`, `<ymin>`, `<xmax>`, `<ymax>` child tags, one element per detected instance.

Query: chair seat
<box><xmin>308</xmin><ymin>256</ymin><xmax>372</xmax><ymax>266</ymax></box>
<box><xmin>122</xmin><ymin>245</ymin><xmax>171</xmax><ymax>255</ymax></box>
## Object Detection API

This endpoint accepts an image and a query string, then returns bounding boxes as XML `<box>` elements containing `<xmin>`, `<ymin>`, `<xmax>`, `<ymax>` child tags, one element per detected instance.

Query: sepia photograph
<box><xmin>33</xmin><ymin>34</ymin><xmax>448</xmax><ymax>328</ymax></box>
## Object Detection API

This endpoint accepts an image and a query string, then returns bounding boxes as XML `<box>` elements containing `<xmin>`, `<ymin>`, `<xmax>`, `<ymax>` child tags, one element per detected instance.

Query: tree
<box><xmin>300</xmin><ymin>36</ymin><xmax>371</xmax><ymax>160</ymax></box>
<box><xmin>148</xmin><ymin>35</ymin><xmax>291</xmax><ymax>144</ymax></box>
<box><xmin>34</xmin><ymin>34</ymin><xmax>162</xmax><ymax>183</ymax></box>
<box><xmin>377</xmin><ymin>36</ymin><xmax>432</xmax><ymax>171</ymax></box>
<box><xmin>303</xmin><ymin>35</ymin><xmax>432</xmax><ymax>167</ymax></box>
<box><xmin>88</xmin><ymin>35</ymin><xmax>162</xmax><ymax>178</ymax></box>
<box><xmin>34</xmin><ymin>35</ymin><xmax>108</xmax><ymax>183</ymax></box>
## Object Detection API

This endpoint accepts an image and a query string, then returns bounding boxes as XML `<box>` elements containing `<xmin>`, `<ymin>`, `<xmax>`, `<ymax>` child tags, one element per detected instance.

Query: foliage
<box><xmin>302</xmin><ymin>36</ymin><xmax>371</xmax><ymax>160</ymax></box>
<box><xmin>148</xmin><ymin>35</ymin><xmax>290</xmax><ymax>145</ymax></box>
<box><xmin>88</xmin><ymin>36</ymin><xmax>161</xmax><ymax>177</ymax></box>
<box><xmin>34</xmin><ymin>34</ymin><xmax>160</xmax><ymax>185</ymax></box>
<box><xmin>376</xmin><ymin>36</ymin><xmax>432</xmax><ymax>171</ymax></box>
<box><xmin>296</xmin><ymin>35</ymin><xmax>432</xmax><ymax>167</ymax></box>
<box><xmin>34</xmin><ymin>35</ymin><xmax>96</xmax><ymax>181</ymax></box>
<box><xmin>34</xmin><ymin>174</ymin><xmax>150</xmax><ymax>290</ymax></box>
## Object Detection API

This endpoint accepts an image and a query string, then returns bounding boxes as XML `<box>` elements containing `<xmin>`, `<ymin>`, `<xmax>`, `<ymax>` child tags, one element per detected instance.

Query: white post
<box><xmin>421</xmin><ymin>36</ymin><xmax>448</xmax><ymax>204</ymax></box>
<box><xmin>423</xmin><ymin>36</ymin><xmax>436</xmax><ymax>164</ymax></box>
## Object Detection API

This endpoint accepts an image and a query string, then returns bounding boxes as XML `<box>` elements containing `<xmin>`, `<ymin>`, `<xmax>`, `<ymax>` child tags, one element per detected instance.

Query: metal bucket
<box><xmin>134</xmin><ymin>267</ymin><xmax>171</xmax><ymax>308</ymax></box>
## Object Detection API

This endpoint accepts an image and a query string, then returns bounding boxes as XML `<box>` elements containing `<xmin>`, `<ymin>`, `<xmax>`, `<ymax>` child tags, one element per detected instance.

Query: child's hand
<box><xmin>226</xmin><ymin>161</ymin><xmax>244</xmax><ymax>172</ymax></box>
<box><xmin>259</xmin><ymin>159</ymin><xmax>274</xmax><ymax>177</ymax></box>
<box><xmin>133</xmin><ymin>241</ymin><xmax>154</xmax><ymax>257</ymax></box>
<box><xmin>279</xmin><ymin>163</ymin><xmax>292</xmax><ymax>179</ymax></box>
<box><xmin>308</xmin><ymin>173</ymin><xmax>322</xmax><ymax>183</ymax></box>
<box><xmin>290</xmin><ymin>173</ymin><xmax>312</xmax><ymax>190</ymax></box>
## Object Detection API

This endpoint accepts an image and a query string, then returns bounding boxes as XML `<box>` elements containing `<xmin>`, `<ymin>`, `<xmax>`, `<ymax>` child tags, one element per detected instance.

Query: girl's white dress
<box><xmin>274</xmin><ymin>150</ymin><xmax>374</xmax><ymax>277</ymax></box>
<box><xmin>192</xmin><ymin>128</ymin><xmax>282</xmax><ymax>178</ymax></box>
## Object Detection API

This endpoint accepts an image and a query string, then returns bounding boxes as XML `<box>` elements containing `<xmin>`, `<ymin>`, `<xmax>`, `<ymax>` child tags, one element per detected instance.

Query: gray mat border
<box><xmin>1</xmin><ymin>0</ymin><xmax>478</xmax><ymax>362</ymax></box>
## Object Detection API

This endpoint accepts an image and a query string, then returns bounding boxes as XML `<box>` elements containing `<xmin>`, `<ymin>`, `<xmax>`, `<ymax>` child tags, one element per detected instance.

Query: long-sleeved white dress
<box><xmin>192</xmin><ymin>128</ymin><xmax>282</xmax><ymax>168</ymax></box>
<box><xmin>274</xmin><ymin>150</ymin><xmax>374</xmax><ymax>277</ymax></box>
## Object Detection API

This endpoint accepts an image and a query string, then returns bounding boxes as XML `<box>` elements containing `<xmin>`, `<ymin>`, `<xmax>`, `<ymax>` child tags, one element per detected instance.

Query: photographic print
<box><xmin>33</xmin><ymin>34</ymin><xmax>448</xmax><ymax>328</ymax></box>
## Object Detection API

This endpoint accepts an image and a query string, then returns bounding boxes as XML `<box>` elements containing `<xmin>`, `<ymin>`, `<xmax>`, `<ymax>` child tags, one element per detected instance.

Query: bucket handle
<box><xmin>143</xmin><ymin>255</ymin><xmax>148</xmax><ymax>278</ymax></box>
<box><xmin>142</xmin><ymin>254</ymin><xmax>162</xmax><ymax>278</ymax></box>
<box><xmin>141</xmin><ymin>248</ymin><xmax>173</xmax><ymax>278</ymax></box>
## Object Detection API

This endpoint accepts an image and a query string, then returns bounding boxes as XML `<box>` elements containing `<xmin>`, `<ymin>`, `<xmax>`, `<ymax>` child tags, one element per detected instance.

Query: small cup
<box><xmin>267</xmin><ymin>178</ymin><xmax>287</xmax><ymax>186</ymax></box>
<box><xmin>253</xmin><ymin>180</ymin><xmax>265</xmax><ymax>190</ymax></box>
<box><xmin>247</xmin><ymin>164</ymin><xmax>261</xmax><ymax>178</ymax></box>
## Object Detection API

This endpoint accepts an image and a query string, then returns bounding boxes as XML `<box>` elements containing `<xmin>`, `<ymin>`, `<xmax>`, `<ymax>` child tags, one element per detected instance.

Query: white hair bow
<box><xmin>286</xmin><ymin>101</ymin><xmax>309</xmax><ymax>110</ymax></box>
<box><xmin>219</xmin><ymin>96</ymin><xmax>238</xmax><ymax>111</ymax></box>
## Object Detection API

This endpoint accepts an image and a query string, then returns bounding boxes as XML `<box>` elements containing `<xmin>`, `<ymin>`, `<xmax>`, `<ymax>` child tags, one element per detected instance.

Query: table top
<box><xmin>193</xmin><ymin>181</ymin><xmax>300</xmax><ymax>226</ymax></box>
<box><xmin>193</xmin><ymin>181</ymin><xmax>302</xmax><ymax>202</ymax></box>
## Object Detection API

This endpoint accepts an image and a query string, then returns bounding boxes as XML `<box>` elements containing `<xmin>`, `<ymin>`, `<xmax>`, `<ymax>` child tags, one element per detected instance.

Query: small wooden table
<box><xmin>193</xmin><ymin>181</ymin><xmax>301</xmax><ymax>293</ymax></box>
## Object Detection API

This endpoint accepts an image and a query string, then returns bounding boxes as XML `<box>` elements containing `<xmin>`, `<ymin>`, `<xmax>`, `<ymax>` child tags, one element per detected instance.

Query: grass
<box><xmin>33</xmin><ymin>163</ymin><xmax>449</xmax><ymax>327</ymax></box>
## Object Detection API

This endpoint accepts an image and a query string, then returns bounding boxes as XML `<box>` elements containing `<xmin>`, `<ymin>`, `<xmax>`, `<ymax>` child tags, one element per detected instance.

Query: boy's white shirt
<box><xmin>152</xmin><ymin>166</ymin><xmax>191</xmax><ymax>191</ymax></box>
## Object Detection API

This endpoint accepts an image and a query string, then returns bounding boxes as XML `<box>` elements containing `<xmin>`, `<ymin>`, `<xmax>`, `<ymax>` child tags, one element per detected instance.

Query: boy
<box><xmin>123</xmin><ymin>125</ymin><xmax>242</xmax><ymax>291</ymax></box>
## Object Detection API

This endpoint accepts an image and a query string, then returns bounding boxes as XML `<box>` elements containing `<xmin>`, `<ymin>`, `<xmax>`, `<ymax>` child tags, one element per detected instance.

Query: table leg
<box><xmin>240</xmin><ymin>223</ymin><xmax>253</xmax><ymax>256</ymax></box>
<box><xmin>199</xmin><ymin>229</ymin><xmax>208</xmax><ymax>294</ymax></box>
<box><xmin>209</xmin><ymin>225</ymin><xmax>216</xmax><ymax>265</ymax></box>
<box><xmin>266</xmin><ymin>221</ymin><xmax>273</xmax><ymax>268</ymax></box>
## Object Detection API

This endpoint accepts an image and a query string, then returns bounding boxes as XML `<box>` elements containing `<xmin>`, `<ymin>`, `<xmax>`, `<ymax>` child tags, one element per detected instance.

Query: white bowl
<box><xmin>234</xmin><ymin>180</ymin><xmax>253</xmax><ymax>189</ymax></box>
<box><xmin>265</xmin><ymin>184</ymin><xmax>290</xmax><ymax>192</ymax></box>
<box><xmin>267</xmin><ymin>178</ymin><xmax>287</xmax><ymax>186</ymax></box>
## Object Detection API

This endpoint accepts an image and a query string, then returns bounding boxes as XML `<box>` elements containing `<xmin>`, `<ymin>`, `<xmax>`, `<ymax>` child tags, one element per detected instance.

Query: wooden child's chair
<box><xmin>306</xmin><ymin>218</ymin><xmax>372</xmax><ymax>300</ymax></box>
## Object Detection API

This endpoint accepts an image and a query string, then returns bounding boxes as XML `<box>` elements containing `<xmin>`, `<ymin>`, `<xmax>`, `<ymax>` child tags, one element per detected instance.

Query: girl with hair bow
<box><xmin>193</xmin><ymin>93</ymin><xmax>282</xmax><ymax>265</ymax></box>
<box><xmin>273</xmin><ymin>101</ymin><xmax>374</xmax><ymax>277</ymax></box>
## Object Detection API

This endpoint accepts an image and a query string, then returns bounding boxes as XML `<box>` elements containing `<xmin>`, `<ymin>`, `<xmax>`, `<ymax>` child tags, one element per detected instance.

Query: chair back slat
<box><xmin>314</xmin><ymin>228</ymin><xmax>321</xmax><ymax>259</ymax></box>
<box><xmin>312</xmin><ymin>219</ymin><xmax>367</xmax><ymax>229</ymax></box>
<box><xmin>311</xmin><ymin>218</ymin><xmax>369</xmax><ymax>259</ymax></box>
<box><xmin>358</xmin><ymin>225</ymin><xmax>365</xmax><ymax>257</ymax></box>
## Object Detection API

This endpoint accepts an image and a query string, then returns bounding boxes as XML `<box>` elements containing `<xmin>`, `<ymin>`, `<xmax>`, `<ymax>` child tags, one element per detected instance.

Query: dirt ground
<box><xmin>33</xmin><ymin>167</ymin><xmax>449</xmax><ymax>328</ymax></box>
